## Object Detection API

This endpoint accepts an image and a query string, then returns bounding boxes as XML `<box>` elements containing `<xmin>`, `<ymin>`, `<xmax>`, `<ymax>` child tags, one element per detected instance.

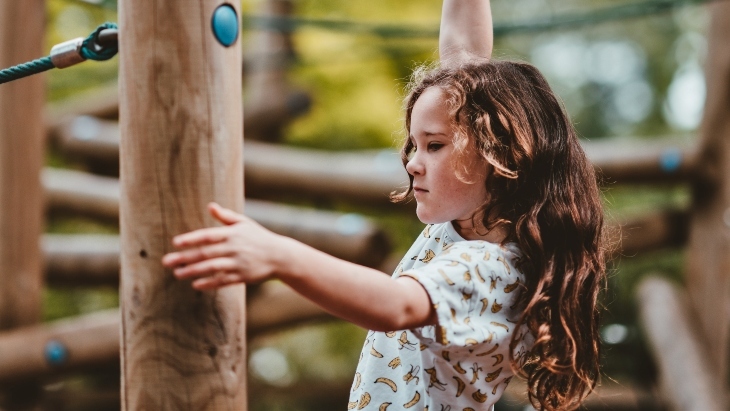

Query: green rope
<box><xmin>69</xmin><ymin>0</ymin><xmax>722</xmax><ymax>38</ymax></box>
<box><xmin>0</xmin><ymin>22</ymin><xmax>118</xmax><ymax>85</ymax></box>
<box><xmin>80</xmin><ymin>22</ymin><xmax>119</xmax><ymax>61</ymax></box>
<box><xmin>0</xmin><ymin>57</ymin><xmax>55</xmax><ymax>85</ymax></box>
<box><xmin>493</xmin><ymin>0</ymin><xmax>720</xmax><ymax>36</ymax></box>
<box><xmin>241</xmin><ymin>0</ymin><xmax>721</xmax><ymax>38</ymax></box>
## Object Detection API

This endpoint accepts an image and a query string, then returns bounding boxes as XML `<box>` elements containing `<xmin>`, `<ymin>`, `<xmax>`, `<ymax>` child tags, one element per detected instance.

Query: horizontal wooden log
<box><xmin>0</xmin><ymin>281</ymin><xmax>335</xmax><ymax>383</ymax></box>
<box><xmin>636</xmin><ymin>276</ymin><xmax>725</xmax><ymax>411</ymax></box>
<box><xmin>42</xmin><ymin>208</ymin><xmax>688</xmax><ymax>288</ymax></box>
<box><xmin>42</xmin><ymin>167</ymin><xmax>688</xmax><ymax>286</ymax></box>
<box><xmin>46</xmin><ymin>84</ymin><xmax>121</xmax><ymax>128</ymax></box>
<box><xmin>246</xmin><ymin>280</ymin><xmax>333</xmax><ymax>336</ymax></box>
<box><xmin>43</xmin><ymin>168</ymin><xmax>389</xmax><ymax>270</ymax></box>
<box><xmin>582</xmin><ymin>137</ymin><xmax>697</xmax><ymax>184</ymax></box>
<box><xmin>617</xmin><ymin>209</ymin><xmax>689</xmax><ymax>256</ymax></box>
<box><xmin>49</xmin><ymin>92</ymin><xmax>310</xmax><ymax>176</ymax></box>
<box><xmin>43</xmin><ymin>235</ymin><xmax>120</xmax><ymax>286</ymax></box>
<box><xmin>52</xmin><ymin>117</ymin><xmax>698</xmax><ymax>207</ymax></box>
<box><xmin>0</xmin><ymin>309</ymin><xmax>119</xmax><ymax>382</ymax></box>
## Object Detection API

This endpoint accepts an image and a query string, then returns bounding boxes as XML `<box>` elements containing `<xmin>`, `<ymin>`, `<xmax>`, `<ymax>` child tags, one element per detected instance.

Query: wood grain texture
<box><xmin>118</xmin><ymin>1</ymin><xmax>246</xmax><ymax>409</ymax></box>
<box><xmin>684</xmin><ymin>1</ymin><xmax>730</xmax><ymax>385</ymax></box>
<box><xmin>0</xmin><ymin>1</ymin><xmax>45</xmax><ymax>330</ymax></box>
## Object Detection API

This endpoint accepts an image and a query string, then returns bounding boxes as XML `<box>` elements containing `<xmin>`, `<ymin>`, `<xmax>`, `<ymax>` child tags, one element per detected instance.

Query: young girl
<box><xmin>162</xmin><ymin>1</ymin><xmax>606</xmax><ymax>410</ymax></box>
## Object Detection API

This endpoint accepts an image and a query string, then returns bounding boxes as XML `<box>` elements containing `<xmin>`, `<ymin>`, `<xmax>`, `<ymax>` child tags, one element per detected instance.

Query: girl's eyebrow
<box><xmin>424</xmin><ymin>131</ymin><xmax>448</xmax><ymax>137</ymax></box>
<box><xmin>411</xmin><ymin>131</ymin><xmax>448</xmax><ymax>139</ymax></box>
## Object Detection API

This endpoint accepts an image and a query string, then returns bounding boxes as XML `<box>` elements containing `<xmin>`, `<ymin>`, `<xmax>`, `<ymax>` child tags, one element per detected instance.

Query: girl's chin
<box><xmin>415</xmin><ymin>209</ymin><xmax>449</xmax><ymax>225</ymax></box>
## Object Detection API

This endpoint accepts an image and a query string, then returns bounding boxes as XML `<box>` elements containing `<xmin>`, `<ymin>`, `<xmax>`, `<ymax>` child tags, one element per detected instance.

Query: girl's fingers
<box><xmin>208</xmin><ymin>202</ymin><xmax>245</xmax><ymax>226</ymax></box>
<box><xmin>162</xmin><ymin>242</ymin><xmax>232</xmax><ymax>268</ymax></box>
<box><xmin>172</xmin><ymin>257</ymin><xmax>238</xmax><ymax>280</ymax></box>
<box><xmin>192</xmin><ymin>273</ymin><xmax>241</xmax><ymax>290</ymax></box>
<box><xmin>172</xmin><ymin>225</ymin><xmax>230</xmax><ymax>248</ymax></box>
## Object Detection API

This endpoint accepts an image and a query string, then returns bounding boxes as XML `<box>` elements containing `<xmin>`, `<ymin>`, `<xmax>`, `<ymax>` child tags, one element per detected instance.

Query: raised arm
<box><xmin>439</xmin><ymin>0</ymin><xmax>493</xmax><ymax>66</ymax></box>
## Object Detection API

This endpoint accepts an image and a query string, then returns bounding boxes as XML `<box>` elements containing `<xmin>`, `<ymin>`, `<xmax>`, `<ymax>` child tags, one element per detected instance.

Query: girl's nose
<box><xmin>405</xmin><ymin>152</ymin><xmax>424</xmax><ymax>176</ymax></box>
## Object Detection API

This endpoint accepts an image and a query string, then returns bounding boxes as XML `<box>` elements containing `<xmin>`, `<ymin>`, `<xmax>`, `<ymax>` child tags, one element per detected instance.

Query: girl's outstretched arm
<box><xmin>162</xmin><ymin>202</ymin><xmax>437</xmax><ymax>332</ymax></box>
<box><xmin>439</xmin><ymin>0</ymin><xmax>493</xmax><ymax>65</ymax></box>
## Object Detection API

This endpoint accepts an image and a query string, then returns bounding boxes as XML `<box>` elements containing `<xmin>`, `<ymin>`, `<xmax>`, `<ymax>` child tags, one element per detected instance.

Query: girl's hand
<box><xmin>161</xmin><ymin>202</ymin><xmax>287</xmax><ymax>290</ymax></box>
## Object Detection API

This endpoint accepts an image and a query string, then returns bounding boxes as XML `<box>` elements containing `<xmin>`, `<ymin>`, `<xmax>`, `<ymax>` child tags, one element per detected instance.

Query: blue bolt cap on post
<box><xmin>660</xmin><ymin>148</ymin><xmax>682</xmax><ymax>173</ymax></box>
<box><xmin>45</xmin><ymin>340</ymin><xmax>69</xmax><ymax>366</ymax></box>
<box><xmin>212</xmin><ymin>4</ymin><xmax>239</xmax><ymax>47</ymax></box>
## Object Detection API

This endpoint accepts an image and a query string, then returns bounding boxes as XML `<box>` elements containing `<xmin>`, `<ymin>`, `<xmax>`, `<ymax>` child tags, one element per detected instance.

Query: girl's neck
<box><xmin>452</xmin><ymin>219</ymin><xmax>509</xmax><ymax>243</ymax></box>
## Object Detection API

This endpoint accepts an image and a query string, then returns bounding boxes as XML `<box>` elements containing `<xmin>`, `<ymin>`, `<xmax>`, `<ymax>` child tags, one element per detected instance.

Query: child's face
<box><xmin>406</xmin><ymin>87</ymin><xmax>490</xmax><ymax>226</ymax></box>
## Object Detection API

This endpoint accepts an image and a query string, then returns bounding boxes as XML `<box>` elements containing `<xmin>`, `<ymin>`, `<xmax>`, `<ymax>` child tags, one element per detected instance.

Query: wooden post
<box><xmin>0</xmin><ymin>0</ymin><xmax>46</xmax><ymax>407</ymax></box>
<box><xmin>684</xmin><ymin>1</ymin><xmax>730</xmax><ymax>385</ymax></box>
<box><xmin>636</xmin><ymin>276</ymin><xmax>725</xmax><ymax>410</ymax></box>
<box><xmin>0</xmin><ymin>0</ymin><xmax>45</xmax><ymax>331</ymax></box>
<box><xmin>118</xmin><ymin>1</ymin><xmax>246</xmax><ymax>409</ymax></box>
<box><xmin>244</xmin><ymin>0</ymin><xmax>296</xmax><ymax>142</ymax></box>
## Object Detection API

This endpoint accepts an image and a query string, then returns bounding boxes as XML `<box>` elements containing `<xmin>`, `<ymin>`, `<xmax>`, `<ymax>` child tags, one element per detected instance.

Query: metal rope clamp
<box><xmin>50</xmin><ymin>37</ymin><xmax>86</xmax><ymax>69</ymax></box>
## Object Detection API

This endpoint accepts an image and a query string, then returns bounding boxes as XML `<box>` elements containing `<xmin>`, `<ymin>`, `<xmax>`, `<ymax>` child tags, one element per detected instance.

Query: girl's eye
<box><xmin>428</xmin><ymin>143</ymin><xmax>444</xmax><ymax>151</ymax></box>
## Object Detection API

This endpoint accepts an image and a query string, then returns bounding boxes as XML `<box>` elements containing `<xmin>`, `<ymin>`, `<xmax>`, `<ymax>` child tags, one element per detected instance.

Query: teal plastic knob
<box><xmin>45</xmin><ymin>340</ymin><xmax>68</xmax><ymax>366</ymax></box>
<box><xmin>212</xmin><ymin>4</ymin><xmax>239</xmax><ymax>47</ymax></box>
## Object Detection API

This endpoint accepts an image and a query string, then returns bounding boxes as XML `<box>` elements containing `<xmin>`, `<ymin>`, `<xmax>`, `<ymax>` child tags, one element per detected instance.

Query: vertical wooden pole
<box><xmin>118</xmin><ymin>1</ymin><xmax>246</xmax><ymax>409</ymax></box>
<box><xmin>684</xmin><ymin>1</ymin><xmax>730</xmax><ymax>386</ymax></box>
<box><xmin>244</xmin><ymin>0</ymin><xmax>294</xmax><ymax>142</ymax></box>
<box><xmin>0</xmin><ymin>1</ymin><xmax>46</xmax><ymax>408</ymax></box>
<box><xmin>0</xmin><ymin>0</ymin><xmax>45</xmax><ymax>331</ymax></box>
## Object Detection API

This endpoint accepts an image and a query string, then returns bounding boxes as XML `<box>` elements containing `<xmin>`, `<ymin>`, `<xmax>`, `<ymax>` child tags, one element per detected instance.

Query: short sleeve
<box><xmin>400</xmin><ymin>242</ymin><xmax>524</xmax><ymax>353</ymax></box>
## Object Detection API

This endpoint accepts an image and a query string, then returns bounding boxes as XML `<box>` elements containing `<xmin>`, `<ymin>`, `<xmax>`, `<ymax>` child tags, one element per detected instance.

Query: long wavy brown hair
<box><xmin>393</xmin><ymin>60</ymin><xmax>607</xmax><ymax>410</ymax></box>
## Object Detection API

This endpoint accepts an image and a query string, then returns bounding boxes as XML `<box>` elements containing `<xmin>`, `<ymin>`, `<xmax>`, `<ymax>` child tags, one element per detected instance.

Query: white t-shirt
<box><xmin>348</xmin><ymin>222</ymin><xmax>532</xmax><ymax>411</ymax></box>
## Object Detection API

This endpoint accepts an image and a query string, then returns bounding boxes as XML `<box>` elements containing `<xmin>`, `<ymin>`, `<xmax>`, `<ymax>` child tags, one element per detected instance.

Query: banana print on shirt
<box><xmin>350</xmin><ymin>222</ymin><xmax>533</xmax><ymax>410</ymax></box>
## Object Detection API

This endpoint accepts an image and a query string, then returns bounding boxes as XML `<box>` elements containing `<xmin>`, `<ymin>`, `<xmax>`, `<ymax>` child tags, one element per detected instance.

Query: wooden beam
<box><xmin>49</xmin><ymin>90</ymin><xmax>310</xmax><ymax>176</ymax></box>
<box><xmin>245</xmin><ymin>281</ymin><xmax>333</xmax><ymax>335</ymax></box>
<box><xmin>42</xmin><ymin>168</ymin><xmax>390</xmax><ymax>271</ymax></box>
<box><xmin>636</xmin><ymin>276</ymin><xmax>725</xmax><ymax>410</ymax></box>
<box><xmin>42</xmin><ymin>212</ymin><xmax>389</xmax><ymax>286</ymax></box>
<box><xmin>618</xmin><ymin>209</ymin><xmax>689</xmax><ymax>256</ymax></box>
<box><xmin>40</xmin><ymin>166</ymin><xmax>685</xmax><ymax>287</ymax></box>
<box><xmin>0</xmin><ymin>0</ymin><xmax>45</xmax><ymax>330</ymax></box>
<box><xmin>52</xmin><ymin>117</ymin><xmax>699</xmax><ymax>206</ymax></box>
<box><xmin>0</xmin><ymin>3</ymin><xmax>46</xmax><ymax>407</ymax></box>
<box><xmin>0</xmin><ymin>281</ymin><xmax>334</xmax><ymax>383</ymax></box>
<box><xmin>43</xmin><ymin>235</ymin><xmax>120</xmax><ymax>286</ymax></box>
<box><xmin>46</xmin><ymin>83</ymin><xmax>121</xmax><ymax>129</ymax></box>
<box><xmin>119</xmin><ymin>1</ymin><xmax>246</xmax><ymax>408</ymax></box>
<box><xmin>40</xmin><ymin>210</ymin><xmax>686</xmax><ymax>288</ymax></box>
<box><xmin>243</xmin><ymin>0</ymin><xmax>297</xmax><ymax>142</ymax></box>
<box><xmin>684</xmin><ymin>1</ymin><xmax>730</xmax><ymax>385</ymax></box>
<box><xmin>0</xmin><ymin>309</ymin><xmax>120</xmax><ymax>383</ymax></box>
<box><xmin>43</xmin><ymin>168</ymin><xmax>120</xmax><ymax>223</ymax></box>
<box><xmin>582</xmin><ymin>137</ymin><xmax>697</xmax><ymax>185</ymax></box>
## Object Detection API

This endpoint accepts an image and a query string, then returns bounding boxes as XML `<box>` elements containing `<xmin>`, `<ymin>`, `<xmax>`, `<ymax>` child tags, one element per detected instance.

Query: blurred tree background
<box><xmin>43</xmin><ymin>0</ymin><xmax>706</xmax><ymax>409</ymax></box>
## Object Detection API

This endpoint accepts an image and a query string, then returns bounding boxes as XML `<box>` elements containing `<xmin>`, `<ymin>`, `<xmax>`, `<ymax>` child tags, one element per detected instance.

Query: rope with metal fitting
<box><xmin>0</xmin><ymin>22</ymin><xmax>118</xmax><ymax>85</ymax></box>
